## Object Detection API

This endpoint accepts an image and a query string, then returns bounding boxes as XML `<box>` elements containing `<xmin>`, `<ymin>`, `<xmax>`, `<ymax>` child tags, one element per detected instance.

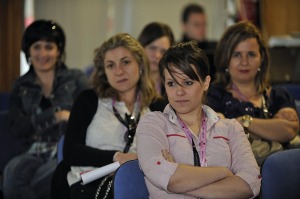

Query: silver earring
<box><xmin>139</xmin><ymin>69</ymin><xmax>142</xmax><ymax>74</ymax></box>
<box><xmin>225</xmin><ymin>68</ymin><xmax>229</xmax><ymax>72</ymax></box>
<box><xmin>258</xmin><ymin>68</ymin><xmax>261</xmax><ymax>72</ymax></box>
<box><xmin>28</xmin><ymin>57</ymin><xmax>32</xmax><ymax>65</ymax></box>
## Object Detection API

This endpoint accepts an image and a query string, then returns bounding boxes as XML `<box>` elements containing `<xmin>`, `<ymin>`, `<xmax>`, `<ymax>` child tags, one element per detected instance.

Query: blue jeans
<box><xmin>3</xmin><ymin>154</ymin><xmax>56</xmax><ymax>199</ymax></box>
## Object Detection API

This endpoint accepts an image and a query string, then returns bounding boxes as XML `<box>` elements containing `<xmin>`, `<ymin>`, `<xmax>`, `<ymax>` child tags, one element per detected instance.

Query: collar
<box><xmin>163</xmin><ymin>104</ymin><xmax>220</xmax><ymax>131</ymax></box>
<box><xmin>20</xmin><ymin>65</ymin><xmax>68</xmax><ymax>85</ymax></box>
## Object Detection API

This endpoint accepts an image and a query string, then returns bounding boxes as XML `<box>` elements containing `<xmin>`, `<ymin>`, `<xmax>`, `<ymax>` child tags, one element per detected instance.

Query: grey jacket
<box><xmin>9</xmin><ymin>65</ymin><xmax>88</xmax><ymax>151</ymax></box>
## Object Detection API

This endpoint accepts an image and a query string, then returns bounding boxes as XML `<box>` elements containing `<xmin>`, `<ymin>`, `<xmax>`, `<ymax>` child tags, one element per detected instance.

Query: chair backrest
<box><xmin>261</xmin><ymin>149</ymin><xmax>300</xmax><ymax>199</ymax></box>
<box><xmin>0</xmin><ymin>111</ymin><xmax>22</xmax><ymax>172</ymax></box>
<box><xmin>113</xmin><ymin>159</ymin><xmax>149</xmax><ymax>199</ymax></box>
<box><xmin>0</xmin><ymin>92</ymin><xmax>10</xmax><ymax>111</ymax></box>
<box><xmin>57</xmin><ymin>134</ymin><xmax>65</xmax><ymax>163</ymax></box>
<box><xmin>275</xmin><ymin>83</ymin><xmax>300</xmax><ymax>100</ymax></box>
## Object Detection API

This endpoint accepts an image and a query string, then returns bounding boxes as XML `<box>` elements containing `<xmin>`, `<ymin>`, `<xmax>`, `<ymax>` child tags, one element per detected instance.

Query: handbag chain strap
<box><xmin>94</xmin><ymin>175</ymin><xmax>113</xmax><ymax>199</ymax></box>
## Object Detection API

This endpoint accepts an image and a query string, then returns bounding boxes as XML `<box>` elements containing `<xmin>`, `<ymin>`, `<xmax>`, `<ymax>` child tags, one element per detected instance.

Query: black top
<box><xmin>207</xmin><ymin>83</ymin><xmax>297</xmax><ymax>119</ymax></box>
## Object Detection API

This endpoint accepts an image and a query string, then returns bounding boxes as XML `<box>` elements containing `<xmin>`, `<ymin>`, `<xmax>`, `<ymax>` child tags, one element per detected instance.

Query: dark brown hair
<box><xmin>214</xmin><ymin>21</ymin><xmax>270</xmax><ymax>93</ymax></box>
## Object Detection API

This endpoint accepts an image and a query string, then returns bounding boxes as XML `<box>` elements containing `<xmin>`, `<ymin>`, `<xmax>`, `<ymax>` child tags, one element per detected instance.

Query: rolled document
<box><xmin>81</xmin><ymin>161</ymin><xmax>120</xmax><ymax>185</ymax></box>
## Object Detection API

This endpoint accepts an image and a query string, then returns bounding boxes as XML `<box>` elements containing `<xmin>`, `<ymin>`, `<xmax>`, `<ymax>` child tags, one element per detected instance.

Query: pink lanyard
<box><xmin>231</xmin><ymin>83</ymin><xmax>249</xmax><ymax>101</ymax></box>
<box><xmin>177</xmin><ymin>111</ymin><xmax>207</xmax><ymax>167</ymax></box>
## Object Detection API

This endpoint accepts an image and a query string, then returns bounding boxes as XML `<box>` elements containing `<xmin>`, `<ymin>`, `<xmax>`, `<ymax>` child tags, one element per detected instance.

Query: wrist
<box><xmin>113</xmin><ymin>151</ymin><xmax>121</xmax><ymax>162</ymax></box>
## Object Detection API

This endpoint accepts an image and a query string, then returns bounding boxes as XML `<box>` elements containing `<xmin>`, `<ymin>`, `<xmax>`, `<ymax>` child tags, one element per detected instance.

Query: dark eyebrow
<box><xmin>120</xmin><ymin>56</ymin><xmax>131</xmax><ymax>61</ymax></box>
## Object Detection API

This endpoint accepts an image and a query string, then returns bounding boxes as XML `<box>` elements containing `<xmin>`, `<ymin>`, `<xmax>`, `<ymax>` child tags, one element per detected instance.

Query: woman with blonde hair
<box><xmin>51</xmin><ymin>33</ymin><xmax>166</xmax><ymax>199</ymax></box>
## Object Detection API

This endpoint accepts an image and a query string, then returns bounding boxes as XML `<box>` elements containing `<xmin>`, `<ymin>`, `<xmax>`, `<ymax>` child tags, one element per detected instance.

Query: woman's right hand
<box><xmin>114</xmin><ymin>152</ymin><xmax>137</xmax><ymax>165</ymax></box>
<box><xmin>55</xmin><ymin>110</ymin><xmax>70</xmax><ymax>123</ymax></box>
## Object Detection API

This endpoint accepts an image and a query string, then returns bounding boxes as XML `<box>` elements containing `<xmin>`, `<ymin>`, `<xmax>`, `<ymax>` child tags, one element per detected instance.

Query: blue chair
<box><xmin>0</xmin><ymin>92</ymin><xmax>10</xmax><ymax>111</ymax></box>
<box><xmin>0</xmin><ymin>111</ymin><xmax>22</xmax><ymax>173</ymax></box>
<box><xmin>275</xmin><ymin>83</ymin><xmax>300</xmax><ymax>100</ymax></box>
<box><xmin>261</xmin><ymin>149</ymin><xmax>300</xmax><ymax>199</ymax></box>
<box><xmin>57</xmin><ymin>134</ymin><xmax>65</xmax><ymax>163</ymax></box>
<box><xmin>113</xmin><ymin>159</ymin><xmax>149</xmax><ymax>199</ymax></box>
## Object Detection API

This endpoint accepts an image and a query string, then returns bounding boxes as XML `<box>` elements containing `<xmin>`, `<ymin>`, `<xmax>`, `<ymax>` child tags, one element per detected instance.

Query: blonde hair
<box><xmin>93</xmin><ymin>33</ymin><xmax>158</xmax><ymax>108</ymax></box>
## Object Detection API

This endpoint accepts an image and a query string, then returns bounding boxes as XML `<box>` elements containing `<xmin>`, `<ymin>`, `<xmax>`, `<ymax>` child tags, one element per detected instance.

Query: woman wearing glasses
<box><xmin>51</xmin><ymin>33</ymin><xmax>167</xmax><ymax>199</ymax></box>
<box><xmin>136</xmin><ymin>41</ymin><xmax>261</xmax><ymax>198</ymax></box>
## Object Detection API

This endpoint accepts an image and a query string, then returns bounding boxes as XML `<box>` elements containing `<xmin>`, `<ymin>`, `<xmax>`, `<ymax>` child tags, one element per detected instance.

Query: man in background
<box><xmin>180</xmin><ymin>3</ymin><xmax>217</xmax><ymax>81</ymax></box>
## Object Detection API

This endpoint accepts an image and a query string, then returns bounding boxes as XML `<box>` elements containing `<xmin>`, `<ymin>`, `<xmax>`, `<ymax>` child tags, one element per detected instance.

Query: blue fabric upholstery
<box><xmin>113</xmin><ymin>159</ymin><xmax>148</xmax><ymax>199</ymax></box>
<box><xmin>275</xmin><ymin>83</ymin><xmax>300</xmax><ymax>100</ymax></box>
<box><xmin>57</xmin><ymin>134</ymin><xmax>65</xmax><ymax>164</ymax></box>
<box><xmin>0</xmin><ymin>111</ymin><xmax>22</xmax><ymax>173</ymax></box>
<box><xmin>261</xmin><ymin>149</ymin><xmax>300</xmax><ymax>199</ymax></box>
<box><xmin>0</xmin><ymin>92</ymin><xmax>10</xmax><ymax>111</ymax></box>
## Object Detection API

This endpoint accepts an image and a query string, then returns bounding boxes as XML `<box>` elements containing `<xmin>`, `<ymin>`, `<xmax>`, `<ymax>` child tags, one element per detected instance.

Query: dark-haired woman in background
<box><xmin>138</xmin><ymin>22</ymin><xmax>175</xmax><ymax>97</ymax></box>
<box><xmin>3</xmin><ymin>20</ymin><xmax>88</xmax><ymax>199</ymax></box>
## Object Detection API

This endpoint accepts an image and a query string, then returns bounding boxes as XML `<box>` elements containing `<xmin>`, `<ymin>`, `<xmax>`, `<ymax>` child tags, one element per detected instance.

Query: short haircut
<box><xmin>182</xmin><ymin>4</ymin><xmax>205</xmax><ymax>23</ymax></box>
<box><xmin>159</xmin><ymin>40</ymin><xmax>209</xmax><ymax>85</ymax></box>
<box><xmin>22</xmin><ymin>19</ymin><xmax>65</xmax><ymax>64</ymax></box>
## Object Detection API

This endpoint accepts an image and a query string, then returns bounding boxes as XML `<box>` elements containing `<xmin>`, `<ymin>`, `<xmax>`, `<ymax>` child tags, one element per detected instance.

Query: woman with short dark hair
<box><xmin>3</xmin><ymin>20</ymin><xmax>88</xmax><ymax>199</ymax></box>
<box><xmin>137</xmin><ymin>41</ymin><xmax>261</xmax><ymax>198</ymax></box>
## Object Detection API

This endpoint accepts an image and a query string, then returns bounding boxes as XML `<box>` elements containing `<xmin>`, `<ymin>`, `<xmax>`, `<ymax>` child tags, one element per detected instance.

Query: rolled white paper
<box><xmin>80</xmin><ymin>161</ymin><xmax>120</xmax><ymax>185</ymax></box>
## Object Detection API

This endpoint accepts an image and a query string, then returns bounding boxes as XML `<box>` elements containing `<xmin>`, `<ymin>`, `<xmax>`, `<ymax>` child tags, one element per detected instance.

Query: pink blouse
<box><xmin>136</xmin><ymin>104</ymin><xmax>261</xmax><ymax>199</ymax></box>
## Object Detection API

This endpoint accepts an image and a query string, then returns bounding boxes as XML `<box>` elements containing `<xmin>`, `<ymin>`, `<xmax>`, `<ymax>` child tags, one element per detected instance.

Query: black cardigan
<box><xmin>63</xmin><ymin>89</ymin><xmax>167</xmax><ymax>167</ymax></box>
<box><xmin>51</xmin><ymin>89</ymin><xmax>167</xmax><ymax>198</ymax></box>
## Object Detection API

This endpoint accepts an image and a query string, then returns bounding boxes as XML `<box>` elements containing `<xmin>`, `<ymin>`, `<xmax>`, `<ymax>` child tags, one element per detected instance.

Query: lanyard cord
<box><xmin>232</xmin><ymin>83</ymin><xmax>270</xmax><ymax>118</ymax></box>
<box><xmin>112</xmin><ymin>101</ymin><xmax>140</xmax><ymax>153</ymax></box>
<box><xmin>231</xmin><ymin>83</ymin><xmax>249</xmax><ymax>102</ymax></box>
<box><xmin>191</xmin><ymin>139</ymin><xmax>200</xmax><ymax>166</ymax></box>
<box><xmin>177</xmin><ymin>111</ymin><xmax>207</xmax><ymax>167</ymax></box>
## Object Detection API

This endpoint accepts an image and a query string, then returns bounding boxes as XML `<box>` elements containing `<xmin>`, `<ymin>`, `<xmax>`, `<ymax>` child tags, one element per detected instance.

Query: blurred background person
<box><xmin>180</xmin><ymin>3</ymin><xmax>207</xmax><ymax>47</ymax></box>
<box><xmin>180</xmin><ymin>3</ymin><xmax>217</xmax><ymax>81</ymax></box>
<box><xmin>138</xmin><ymin>22</ymin><xmax>175</xmax><ymax>97</ymax></box>
<box><xmin>3</xmin><ymin>20</ymin><xmax>88</xmax><ymax>199</ymax></box>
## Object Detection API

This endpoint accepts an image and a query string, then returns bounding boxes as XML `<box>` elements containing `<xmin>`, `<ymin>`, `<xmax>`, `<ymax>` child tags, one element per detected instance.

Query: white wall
<box><xmin>35</xmin><ymin>0</ymin><xmax>227</xmax><ymax>70</ymax></box>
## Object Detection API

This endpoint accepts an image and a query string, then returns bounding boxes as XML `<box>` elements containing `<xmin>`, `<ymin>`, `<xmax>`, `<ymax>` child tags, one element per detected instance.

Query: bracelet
<box><xmin>242</xmin><ymin>115</ymin><xmax>253</xmax><ymax>128</ymax></box>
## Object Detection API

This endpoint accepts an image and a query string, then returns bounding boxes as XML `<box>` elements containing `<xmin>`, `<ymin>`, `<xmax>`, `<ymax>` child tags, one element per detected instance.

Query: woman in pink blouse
<box><xmin>136</xmin><ymin>41</ymin><xmax>261</xmax><ymax>199</ymax></box>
